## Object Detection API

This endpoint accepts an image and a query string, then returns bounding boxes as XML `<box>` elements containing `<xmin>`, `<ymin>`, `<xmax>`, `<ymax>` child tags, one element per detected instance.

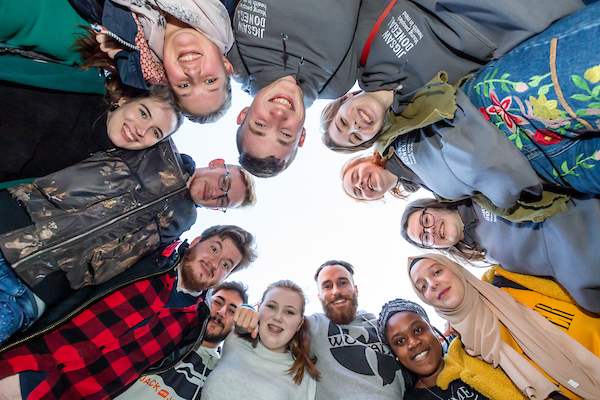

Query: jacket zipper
<box><xmin>11</xmin><ymin>185</ymin><xmax>189</xmax><ymax>269</ymax></box>
<box><xmin>0</xmin><ymin>259</ymin><xmax>181</xmax><ymax>353</ymax></box>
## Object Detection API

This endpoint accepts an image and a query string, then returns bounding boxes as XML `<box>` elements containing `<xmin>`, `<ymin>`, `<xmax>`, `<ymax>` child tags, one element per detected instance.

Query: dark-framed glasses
<box><xmin>419</xmin><ymin>208</ymin><xmax>435</xmax><ymax>248</ymax></box>
<box><xmin>215</xmin><ymin>164</ymin><xmax>231</xmax><ymax>213</ymax></box>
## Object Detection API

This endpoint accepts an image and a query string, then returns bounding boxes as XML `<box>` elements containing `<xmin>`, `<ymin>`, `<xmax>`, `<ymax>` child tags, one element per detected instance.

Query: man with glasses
<box><xmin>186</xmin><ymin>158</ymin><xmax>256</xmax><ymax>211</ymax></box>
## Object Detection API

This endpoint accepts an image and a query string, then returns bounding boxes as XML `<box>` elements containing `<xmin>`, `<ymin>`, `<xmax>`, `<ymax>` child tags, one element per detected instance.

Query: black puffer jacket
<box><xmin>0</xmin><ymin>139</ymin><xmax>197</xmax><ymax>298</ymax></box>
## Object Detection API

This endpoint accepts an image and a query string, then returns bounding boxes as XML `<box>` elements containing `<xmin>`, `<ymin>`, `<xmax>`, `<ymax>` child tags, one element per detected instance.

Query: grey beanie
<box><xmin>378</xmin><ymin>298</ymin><xmax>430</xmax><ymax>346</ymax></box>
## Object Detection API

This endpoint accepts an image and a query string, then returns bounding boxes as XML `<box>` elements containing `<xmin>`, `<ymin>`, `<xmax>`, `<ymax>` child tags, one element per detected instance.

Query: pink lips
<box><xmin>122</xmin><ymin>123</ymin><xmax>136</xmax><ymax>142</ymax></box>
<box><xmin>357</xmin><ymin>108</ymin><xmax>374</xmax><ymax>125</ymax></box>
<box><xmin>438</xmin><ymin>287</ymin><xmax>450</xmax><ymax>300</ymax></box>
<box><xmin>269</xmin><ymin>94</ymin><xmax>295</xmax><ymax>111</ymax></box>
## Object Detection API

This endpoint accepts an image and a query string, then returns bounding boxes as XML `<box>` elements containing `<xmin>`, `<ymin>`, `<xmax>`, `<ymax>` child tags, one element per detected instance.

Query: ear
<box><xmin>237</xmin><ymin>107</ymin><xmax>249</xmax><ymax>125</ymax></box>
<box><xmin>298</xmin><ymin>128</ymin><xmax>306</xmax><ymax>147</ymax></box>
<box><xmin>296</xmin><ymin>316</ymin><xmax>305</xmax><ymax>333</ymax></box>
<box><xmin>222</xmin><ymin>55</ymin><xmax>234</xmax><ymax>75</ymax></box>
<box><xmin>190</xmin><ymin>236</ymin><xmax>202</xmax><ymax>247</ymax></box>
<box><xmin>208</xmin><ymin>158</ymin><xmax>225</xmax><ymax>168</ymax></box>
<box><xmin>317</xmin><ymin>292</ymin><xmax>322</xmax><ymax>302</ymax></box>
<box><xmin>354</xmin><ymin>285</ymin><xmax>359</xmax><ymax>297</ymax></box>
<box><xmin>117</xmin><ymin>97</ymin><xmax>128</xmax><ymax>106</ymax></box>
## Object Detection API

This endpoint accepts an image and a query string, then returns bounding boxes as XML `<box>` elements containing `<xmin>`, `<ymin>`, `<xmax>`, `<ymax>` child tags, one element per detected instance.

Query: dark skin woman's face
<box><xmin>385</xmin><ymin>311</ymin><xmax>444</xmax><ymax>387</ymax></box>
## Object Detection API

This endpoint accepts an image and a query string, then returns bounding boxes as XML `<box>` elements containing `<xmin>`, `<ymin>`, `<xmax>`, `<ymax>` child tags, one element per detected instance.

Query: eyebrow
<box><xmin>248</xmin><ymin>124</ymin><xmax>293</xmax><ymax>147</ymax></box>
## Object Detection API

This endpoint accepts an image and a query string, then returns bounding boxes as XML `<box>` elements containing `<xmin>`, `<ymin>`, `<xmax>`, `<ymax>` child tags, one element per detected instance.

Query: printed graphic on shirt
<box><xmin>236</xmin><ymin>0</ymin><xmax>267</xmax><ymax>39</ymax></box>
<box><xmin>381</xmin><ymin>11</ymin><xmax>423</xmax><ymax>60</ymax></box>
<box><xmin>131</xmin><ymin>351</ymin><xmax>213</xmax><ymax>400</ymax></box>
<box><xmin>327</xmin><ymin>321</ymin><xmax>400</xmax><ymax>386</ymax></box>
<box><xmin>396</xmin><ymin>135</ymin><xmax>416</xmax><ymax>166</ymax></box>
<box><xmin>480</xmin><ymin>209</ymin><xmax>497</xmax><ymax>223</ymax></box>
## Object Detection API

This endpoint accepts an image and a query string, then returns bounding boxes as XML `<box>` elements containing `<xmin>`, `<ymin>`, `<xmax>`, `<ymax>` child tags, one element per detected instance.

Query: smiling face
<box><xmin>406</xmin><ymin>208</ymin><xmax>465</xmax><ymax>249</ymax></box>
<box><xmin>106</xmin><ymin>98</ymin><xmax>178</xmax><ymax>150</ymax></box>
<box><xmin>258</xmin><ymin>287</ymin><xmax>304</xmax><ymax>353</ymax></box>
<box><xmin>317</xmin><ymin>264</ymin><xmax>358</xmax><ymax>325</ymax></box>
<box><xmin>342</xmin><ymin>160</ymin><xmax>397</xmax><ymax>200</ymax></box>
<box><xmin>237</xmin><ymin>76</ymin><xmax>307</xmax><ymax>162</ymax></box>
<box><xmin>178</xmin><ymin>236</ymin><xmax>243</xmax><ymax>292</ymax></box>
<box><xmin>204</xmin><ymin>289</ymin><xmax>244</xmax><ymax>346</ymax></box>
<box><xmin>187</xmin><ymin>159</ymin><xmax>246</xmax><ymax>210</ymax></box>
<box><xmin>328</xmin><ymin>91</ymin><xmax>390</xmax><ymax>147</ymax></box>
<box><xmin>385</xmin><ymin>311</ymin><xmax>444</xmax><ymax>386</ymax></box>
<box><xmin>410</xmin><ymin>258</ymin><xmax>465</xmax><ymax>310</ymax></box>
<box><xmin>163</xmin><ymin>23</ymin><xmax>234</xmax><ymax>116</ymax></box>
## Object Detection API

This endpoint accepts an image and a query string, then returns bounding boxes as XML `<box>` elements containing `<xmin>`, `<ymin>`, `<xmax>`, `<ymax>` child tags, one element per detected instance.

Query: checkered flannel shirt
<box><xmin>0</xmin><ymin>272</ymin><xmax>202</xmax><ymax>399</ymax></box>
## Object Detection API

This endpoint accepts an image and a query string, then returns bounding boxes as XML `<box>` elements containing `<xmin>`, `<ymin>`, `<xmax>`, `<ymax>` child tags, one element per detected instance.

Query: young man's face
<box><xmin>317</xmin><ymin>264</ymin><xmax>358</xmax><ymax>325</ymax></box>
<box><xmin>163</xmin><ymin>27</ymin><xmax>233</xmax><ymax>117</ymax></box>
<box><xmin>187</xmin><ymin>159</ymin><xmax>246</xmax><ymax>210</ymax></box>
<box><xmin>179</xmin><ymin>235</ymin><xmax>243</xmax><ymax>291</ymax></box>
<box><xmin>237</xmin><ymin>76</ymin><xmax>306</xmax><ymax>163</ymax></box>
<box><xmin>204</xmin><ymin>289</ymin><xmax>244</xmax><ymax>345</ymax></box>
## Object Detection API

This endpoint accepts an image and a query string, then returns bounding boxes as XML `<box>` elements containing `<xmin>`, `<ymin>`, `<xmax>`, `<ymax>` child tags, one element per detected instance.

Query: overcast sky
<box><xmin>173</xmin><ymin>82</ymin><xmax>485</xmax><ymax>330</ymax></box>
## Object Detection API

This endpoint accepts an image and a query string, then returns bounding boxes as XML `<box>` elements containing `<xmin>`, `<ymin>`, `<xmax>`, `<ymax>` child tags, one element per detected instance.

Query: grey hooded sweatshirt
<box><xmin>355</xmin><ymin>0</ymin><xmax>584</xmax><ymax>96</ymax></box>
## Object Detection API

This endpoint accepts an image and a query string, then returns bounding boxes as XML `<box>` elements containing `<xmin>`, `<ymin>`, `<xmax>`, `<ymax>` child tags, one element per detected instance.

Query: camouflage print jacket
<box><xmin>0</xmin><ymin>138</ymin><xmax>197</xmax><ymax>295</ymax></box>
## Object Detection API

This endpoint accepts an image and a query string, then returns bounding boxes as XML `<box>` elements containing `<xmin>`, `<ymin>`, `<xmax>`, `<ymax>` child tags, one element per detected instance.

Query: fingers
<box><xmin>95</xmin><ymin>34</ymin><xmax>122</xmax><ymax>59</ymax></box>
<box><xmin>233</xmin><ymin>306</ymin><xmax>260</xmax><ymax>335</ymax></box>
<box><xmin>444</xmin><ymin>321</ymin><xmax>460</xmax><ymax>338</ymax></box>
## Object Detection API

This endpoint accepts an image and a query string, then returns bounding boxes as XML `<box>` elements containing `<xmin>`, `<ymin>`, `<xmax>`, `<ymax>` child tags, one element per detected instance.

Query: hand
<box><xmin>233</xmin><ymin>306</ymin><xmax>259</xmax><ymax>339</ymax></box>
<box><xmin>96</xmin><ymin>34</ymin><xmax>123</xmax><ymax>59</ymax></box>
<box><xmin>444</xmin><ymin>321</ymin><xmax>460</xmax><ymax>338</ymax></box>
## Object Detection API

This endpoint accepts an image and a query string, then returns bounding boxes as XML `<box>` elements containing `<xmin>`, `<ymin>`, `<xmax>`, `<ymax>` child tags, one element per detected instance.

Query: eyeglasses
<box><xmin>419</xmin><ymin>208</ymin><xmax>435</xmax><ymax>248</ymax></box>
<box><xmin>215</xmin><ymin>164</ymin><xmax>231</xmax><ymax>213</ymax></box>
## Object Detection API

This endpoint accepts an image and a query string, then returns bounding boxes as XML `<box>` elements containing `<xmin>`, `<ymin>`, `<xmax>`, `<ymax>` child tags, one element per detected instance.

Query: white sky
<box><xmin>174</xmin><ymin>82</ymin><xmax>485</xmax><ymax>330</ymax></box>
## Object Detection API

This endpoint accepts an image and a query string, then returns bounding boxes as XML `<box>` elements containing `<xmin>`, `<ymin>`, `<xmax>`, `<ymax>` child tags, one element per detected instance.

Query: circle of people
<box><xmin>1</xmin><ymin>0</ymin><xmax>600</xmax><ymax>399</ymax></box>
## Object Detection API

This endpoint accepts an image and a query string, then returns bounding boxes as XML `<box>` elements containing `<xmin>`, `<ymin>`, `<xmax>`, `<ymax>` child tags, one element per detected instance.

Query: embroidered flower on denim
<box><xmin>532</xmin><ymin>129</ymin><xmax>563</xmax><ymax>145</ymax></box>
<box><xmin>485</xmin><ymin>89</ymin><xmax>526</xmax><ymax>134</ymax></box>
<box><xmin>529</xmin><ymin>94</ymin><xmax>563</xmax><ymax>120</ymax></box>
<box><xmin>584</xmin><ymin>64</ymin><xmax>600</xmax><ymax>84</ymax></box>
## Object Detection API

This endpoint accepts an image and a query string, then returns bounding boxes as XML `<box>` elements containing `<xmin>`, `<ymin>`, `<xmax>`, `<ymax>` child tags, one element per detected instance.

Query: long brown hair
<box><xmin>73</xmin><ymin>27</ymin><xmax>120</xmax><ymax>76</ymax></box>
<box><xmin>341</xmin><ymin>149</ymin><xmax>414</xmax><ymax>202</ymax></box>
<box><xmin>321</xmin><ymin>91</ymin><xmax>382</xmax><ymax>154</ymax></box>
<box><xmin>261</xmin><ymin>280</ymin><xmax>320</xmax><ymax>384</ymax></box>
<box><xmin>400</xmin><ymin>198</ymin><xmax>487</xmax><ymax>263</ymax></box>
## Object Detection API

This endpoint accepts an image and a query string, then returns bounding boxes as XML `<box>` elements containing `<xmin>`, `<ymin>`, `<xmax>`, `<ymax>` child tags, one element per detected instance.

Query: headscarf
<box><xmin>407</xmin><ymin>254</ymin><xmax>600</xmax><ymax>399</ymax></box>
<box><xmin>110</xmin><ymin>0</ymin><xmax>234</xmax><ymax>61</ymax></box>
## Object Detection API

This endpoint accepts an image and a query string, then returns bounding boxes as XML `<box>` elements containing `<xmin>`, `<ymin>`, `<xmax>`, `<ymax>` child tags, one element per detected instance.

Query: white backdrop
<box><xmin>173</xmin><ymin>82</ymin><xmax>485</xmax><ymax>330</ymax></box>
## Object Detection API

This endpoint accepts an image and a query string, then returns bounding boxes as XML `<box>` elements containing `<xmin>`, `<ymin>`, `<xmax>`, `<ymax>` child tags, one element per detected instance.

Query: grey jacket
<box><xmin>355</xmin><ymin>0</ymin><xmax>584</xmax><ymax>95</ymax></box>
<box><xmin>227</xmin><ymin>0</ymin><xmax>363</xmax><ymax>107</ymax></box>
<box><xmin>0</xmin><ymin>139</ymin><xmax>197</xmax><ymax>293</ymax></box>
<box><xmin>459</xmin><ymin>198</ymin><xmax>600</xmax><ymax>313</ymax></box>
<box><xmin>386</xmin><ymin>88</ymin><xmax>542</xmax><ymax>209</ymax></box>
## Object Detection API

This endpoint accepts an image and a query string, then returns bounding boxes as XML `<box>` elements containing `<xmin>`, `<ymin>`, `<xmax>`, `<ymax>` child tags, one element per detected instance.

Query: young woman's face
<box><xmin>328</xmin><ymin>92</ymin><xmax>388</xmax><ymax>147</ymax></box>
<box><xmin>385</xmin><ymin>311</ymin><xmax>444</xmax><ymax>384</ymax></box>
<box><xmin>107</xmin><ymin>98</ymin><xmax>178</xmax><ymax>150</ymax></box>
<box><xmin>406</xmin><ymin>208</ymin><xmax>465</xmax><ymax>249</ymax></box>
<box><xmin>342</xmin><ymin>161</ymin><xmax>394</xmax><ymax>200</ymax></box>
<box><xmin>258</xmin><ymin>287</ymin><xmax>304</xmax><ymax>353</ymax></box>
<box><xmin>410</xmin><ymin>258</ymin><xmax>465</xmax><ymax>310</ymax></box>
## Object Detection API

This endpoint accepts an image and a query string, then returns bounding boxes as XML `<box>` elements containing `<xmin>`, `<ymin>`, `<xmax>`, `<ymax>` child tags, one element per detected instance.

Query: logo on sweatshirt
<box><xmin>236</xmin><ymin>0</ymin><xmax>267</xmax><ymax>39</ymax></box>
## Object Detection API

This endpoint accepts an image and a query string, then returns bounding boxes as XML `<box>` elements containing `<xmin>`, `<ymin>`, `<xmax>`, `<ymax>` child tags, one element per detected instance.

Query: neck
<box><xmin>371</xmin><ymin>89</ymin><xmax>394</xmax><ymax>109</ymax></box>
<box><xmin>418</xmin><ymin>359</ymin><xmax>445</xmax><ymax>388</ymax></box>
<box><xmin>202</xmin><ymin>340</ymin><xmax>219</xmax><ymax>349</ymax></box>
<box><xmin>381</xmin><ymin>167</ymin><xmax>400</xmax><ymax>191</ymax></box>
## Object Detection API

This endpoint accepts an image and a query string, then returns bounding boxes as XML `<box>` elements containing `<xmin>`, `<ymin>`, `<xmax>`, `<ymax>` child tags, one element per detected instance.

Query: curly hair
<box><xmin>340</xmin><ymin>149</ymin><xmax>415</xmax><ymax>202</ymax></box>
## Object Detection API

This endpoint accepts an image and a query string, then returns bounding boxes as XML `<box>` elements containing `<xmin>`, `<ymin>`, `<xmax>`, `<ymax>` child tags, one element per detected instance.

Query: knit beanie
<box><xmin>378</xmin><ymin>298</ymin><xmax>430</xmax><ymax>346</ymax></box>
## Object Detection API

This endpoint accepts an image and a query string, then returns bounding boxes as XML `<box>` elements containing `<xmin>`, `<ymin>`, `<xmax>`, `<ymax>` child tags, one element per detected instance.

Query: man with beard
<box><xmin>0</xmin><ymin>225</ymin><xmax>256</xmax><ymax>400</ymax></box>
<box><xmin>307</xmin><ymin>260</ymin><xmax>408</xmax><ymax>399</ymax></box>
<box><xmin>116</xmin><ymin>281</ymin><xmax>248</xmax><ymax>400</ymax></box>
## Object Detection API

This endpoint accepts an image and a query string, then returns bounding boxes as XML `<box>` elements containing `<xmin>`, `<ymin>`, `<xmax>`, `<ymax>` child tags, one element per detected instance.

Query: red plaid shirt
<box><xmin>0</xmin><ymin>272</ymin><xmax>201</xmax><ymax>400</ymax></box>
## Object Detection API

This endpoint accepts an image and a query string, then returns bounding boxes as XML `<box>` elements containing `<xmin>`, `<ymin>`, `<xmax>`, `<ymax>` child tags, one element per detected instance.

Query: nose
<box><xmin>273</xmin><ymin>310</ymin><xmax>283</xmax><ymax>322</ymax></box>
<box><xmin>407</xmin><ymin>335</ymin><xmax>421</xmax><ymax>350</ymax></box>
<box><xmin>353</xmin><ymin>120</ymin><xmax>362</xmax><ymax>131</ymax></box>
<box><xmin>215</xmin><ymin>305</ymin><xmax>226</xmax><ymax>317</ymax></box>
<box><xmin>269</xmin><ymin>106</ymin><xmax>289</xmax><ymax>121</ymax></box>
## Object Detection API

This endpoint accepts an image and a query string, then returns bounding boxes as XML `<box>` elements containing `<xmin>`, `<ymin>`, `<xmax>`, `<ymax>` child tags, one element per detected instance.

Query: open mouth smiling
<box><xmin>178</xmin><ymin>53</ymin><xmax>201</xmax><ymax>62</ymax></box>
<box><xmin>269</xmin><ymin>95</ymin><xmax>294</xmax><ymax>111</ymax></box>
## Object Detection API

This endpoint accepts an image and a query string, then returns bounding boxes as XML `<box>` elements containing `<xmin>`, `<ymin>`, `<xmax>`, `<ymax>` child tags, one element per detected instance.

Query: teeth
<box><xmin>124</xmin><ymin>125</ymin><xmax>134</xmax><ymax>141</ymax></box>
<box><xmin>178</xmin><ymin>53</ymin><xmax>201</xmax><ymax>62</ymax></box>
<box><xmin>269</xmin><ymin>324</ymin><xmax>283</xmax><ymax>332</ymax></box>
<box><xmin>359</xmin><ymin>110</ymin><xmax>372</xmax><ymax>124</ymax></box>
<box><xmin>368</xmin><ymin>176</ymin><xmax>373</xmax><ymax>191</ymax></box>
<box><xmin>414</xmin><ymin>350</ymin><xmax>428</xmax><ymax>361</ymax></box>
<box><xmin>441</xmin><ymin>224</ymin><xmax>444</xmax><ymax>238</ymax></box>
<box><xmin>333</xmin><ymin>299</ymin><xmax>346</xmax><ymax>305</ymax></box>
<box><xmin>271</xmin><ymin>97</ymin><xmax>292</xmax><ymax>109</ymax></box>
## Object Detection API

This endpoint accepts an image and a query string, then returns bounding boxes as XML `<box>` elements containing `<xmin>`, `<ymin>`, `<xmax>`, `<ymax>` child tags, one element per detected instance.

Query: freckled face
<box><xmin>258</xmin><ymin>287</ymin><xmax>304</xmax><ymax>353</ymax></box>
<box><xmin>410</xmin><ymin>259</ymin><xmax>465</xmax><ymax>310</ymax></box>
